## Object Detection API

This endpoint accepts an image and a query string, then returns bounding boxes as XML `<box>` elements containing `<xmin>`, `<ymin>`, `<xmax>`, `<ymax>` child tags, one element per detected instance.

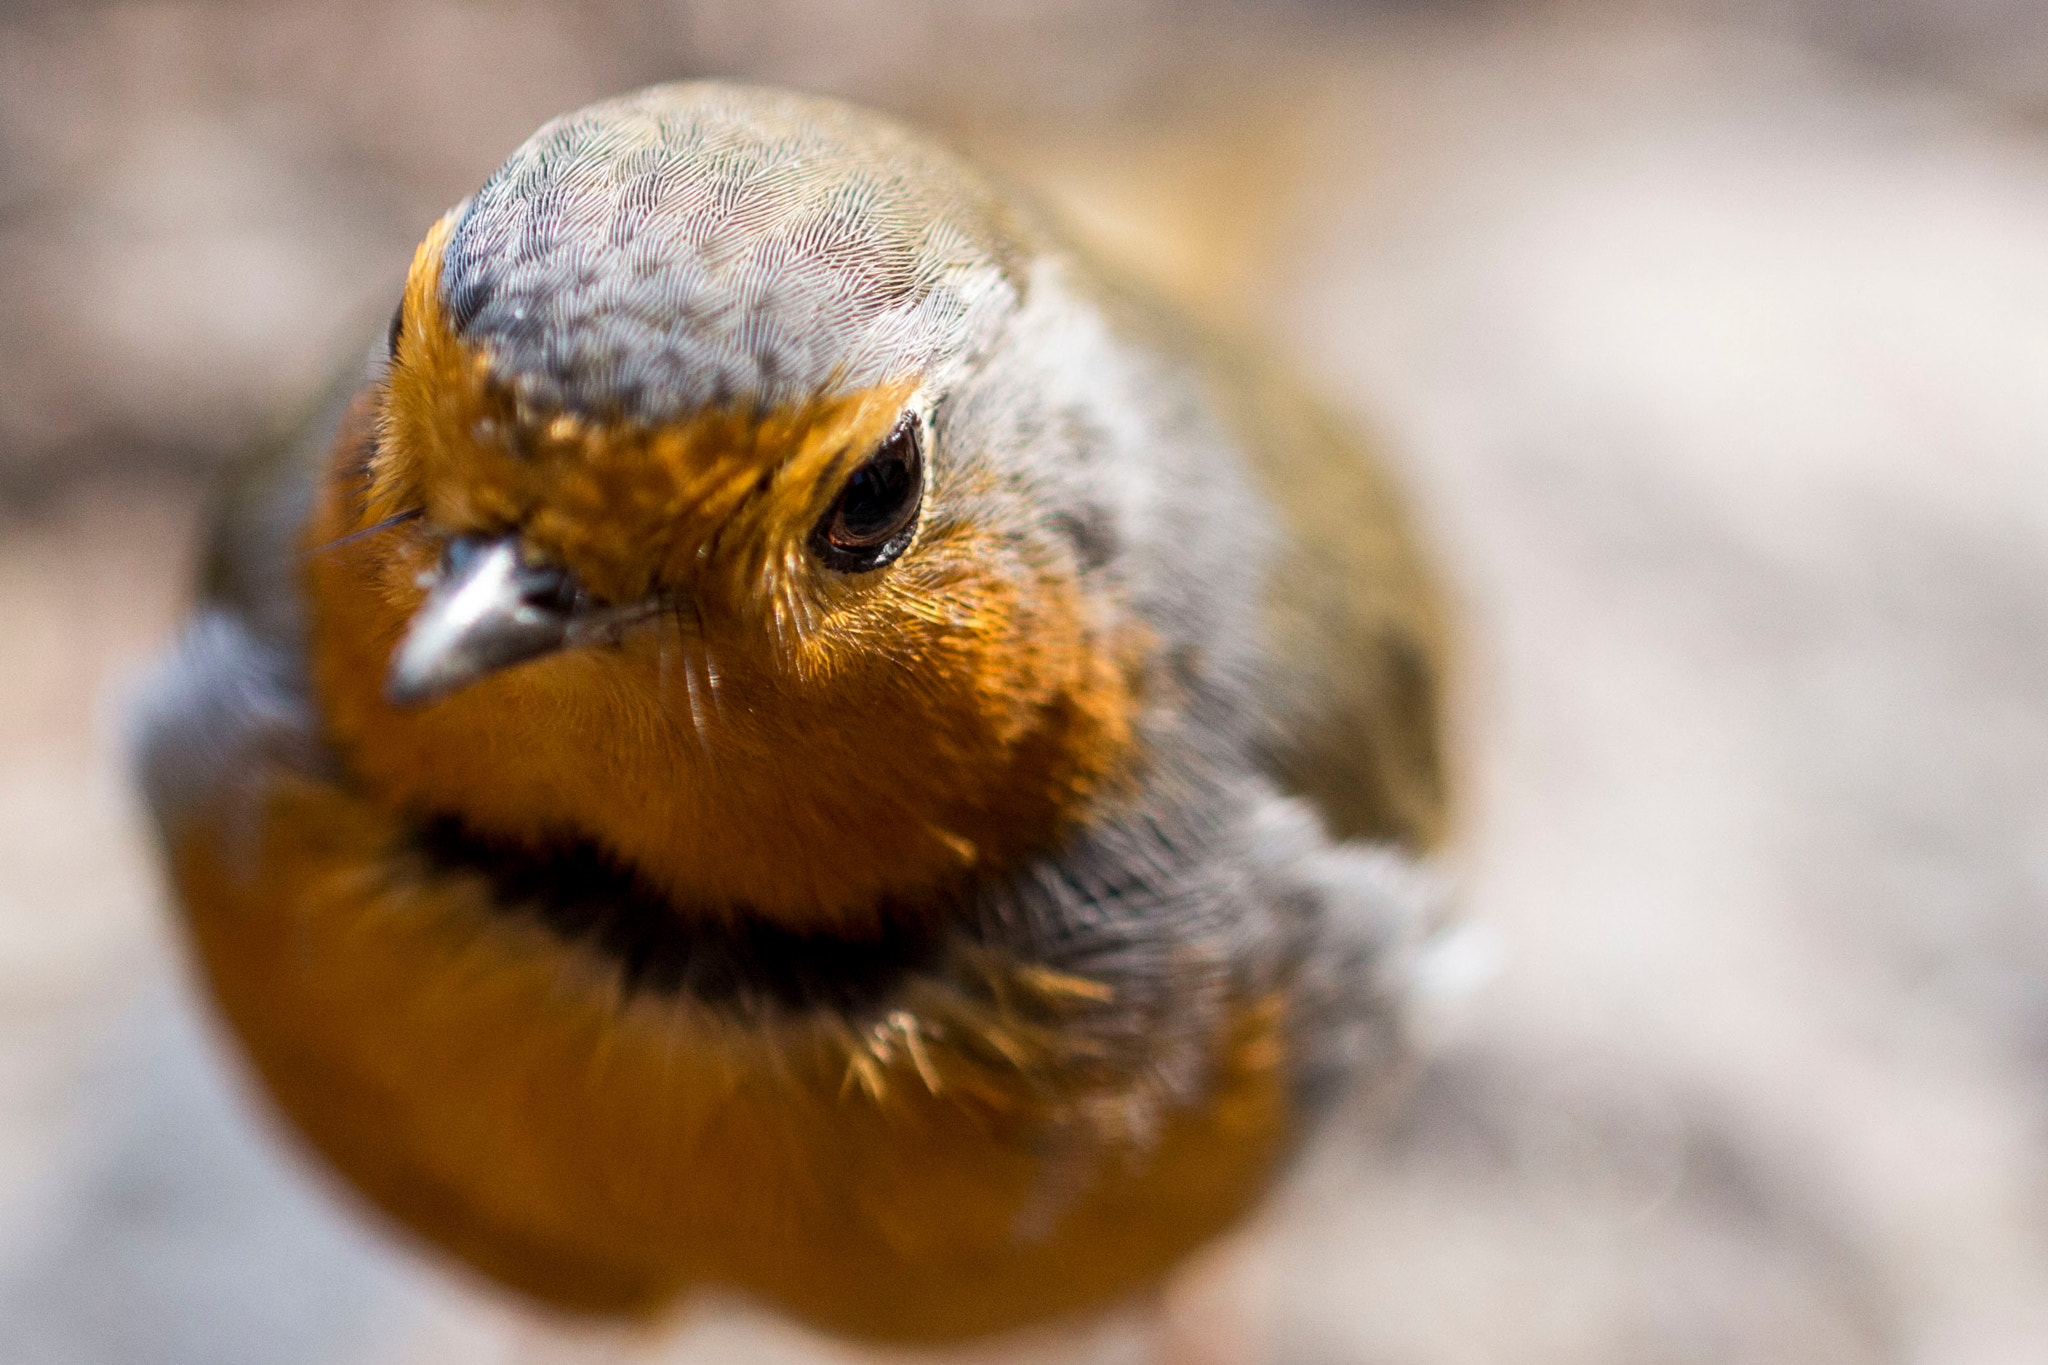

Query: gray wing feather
<box><xmin>130</xmin><ymin>348</ymin><xmax>368</xmax><ymax>842</ymax></box>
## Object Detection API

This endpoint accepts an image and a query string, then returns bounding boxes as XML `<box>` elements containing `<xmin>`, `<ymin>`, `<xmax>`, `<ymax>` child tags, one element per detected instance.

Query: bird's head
<box><xmin>307</xmin><ymin>85</ymin><xmax>1158</xmax><ymax>928</ymax></box>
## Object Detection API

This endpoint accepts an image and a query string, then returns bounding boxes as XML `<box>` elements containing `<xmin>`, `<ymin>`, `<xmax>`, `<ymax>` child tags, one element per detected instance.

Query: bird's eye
<box><xmin>809</xmin><ymin>415</ymin><xmax>924</xmax><ymax>573</ymax></box>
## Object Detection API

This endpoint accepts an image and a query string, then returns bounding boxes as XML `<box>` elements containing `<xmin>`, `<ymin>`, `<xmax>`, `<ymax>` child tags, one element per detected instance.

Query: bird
<box><xmin>132</xmin><ymin>81</ymin><xmax>1451</xmax><ymax>1345</ymax></box>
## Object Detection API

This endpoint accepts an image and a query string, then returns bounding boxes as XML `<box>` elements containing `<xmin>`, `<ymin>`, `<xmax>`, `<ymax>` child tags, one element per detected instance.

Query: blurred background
<box><xmin>3</xmin><ymin>0</ymin><xmax>2048</xmax><ymax>1361</ymax></box>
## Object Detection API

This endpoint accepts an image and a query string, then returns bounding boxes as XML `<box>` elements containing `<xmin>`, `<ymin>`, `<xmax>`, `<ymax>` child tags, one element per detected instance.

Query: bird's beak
<box><xmin>385</xmin><ymin>534</ymin><xmax>579</xmax><ymax>706</ymax></box>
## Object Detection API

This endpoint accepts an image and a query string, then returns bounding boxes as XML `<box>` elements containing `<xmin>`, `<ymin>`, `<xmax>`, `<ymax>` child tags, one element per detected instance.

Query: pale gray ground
<box><xmin>1</xmin><ymin>4</ymin><xmax>2045</xmax><ymax>1363</ymax></box>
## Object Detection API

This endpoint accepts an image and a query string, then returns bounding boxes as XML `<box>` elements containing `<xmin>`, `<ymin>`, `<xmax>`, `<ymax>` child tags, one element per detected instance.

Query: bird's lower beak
<box><xmin>385</xmin><ymin>535</ymin><xmax>578</xmax><ymax>706</ymax></box>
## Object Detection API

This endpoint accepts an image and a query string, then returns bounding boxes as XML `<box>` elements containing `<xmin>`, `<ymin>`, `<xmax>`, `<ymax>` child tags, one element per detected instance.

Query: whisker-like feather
<box><xmin>304</xmin><ymin>507</ymin><xmax>423</xmax><ymax>556</ymax></box>
<box><xmin>694</xmin><ymin>604</ymin><xmax>726</xmax><ymax>723</ymax></box>
<box><xmin>679</xmin><ymin>642</ymin><xmax>712</xmax><ymax>753</ymax></box>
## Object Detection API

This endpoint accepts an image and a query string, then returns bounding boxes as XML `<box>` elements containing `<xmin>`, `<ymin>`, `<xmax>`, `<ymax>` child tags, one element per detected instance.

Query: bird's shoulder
<box><xmin>1077</xmin><ymin>269</ymin><xmax>1453</xmax><ymax>852</ymax></box>
<box><xmin>130</xmin><ymin>350</ymin><xmax>374</xmax><ymax>840</ymax></box>
<box><xmin>1222</xmin><ymin>354</ymin><xmax>1453</xmax><ymax>851</ymax></box>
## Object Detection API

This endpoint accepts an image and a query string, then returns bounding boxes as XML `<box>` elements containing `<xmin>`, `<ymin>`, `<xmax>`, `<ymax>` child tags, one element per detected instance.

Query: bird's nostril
<box><xmin>520</xmin><ymin>566</ymin><xmax>579</xmax><ymax>615</ymax></box>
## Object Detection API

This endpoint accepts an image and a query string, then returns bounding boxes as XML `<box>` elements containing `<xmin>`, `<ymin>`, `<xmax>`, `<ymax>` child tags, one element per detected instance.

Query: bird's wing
<box><xmin>132</xmin><ymin>348</ymin><xmax>373</xmax><ymax>841</ymax></box>
<box><xmin>1220</xmin><ymin>358</ymin><xmax>1454</xmax><ymax>853</ymax></box>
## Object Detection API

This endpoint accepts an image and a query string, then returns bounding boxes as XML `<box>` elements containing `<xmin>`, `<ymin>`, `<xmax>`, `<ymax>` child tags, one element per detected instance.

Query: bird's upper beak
<box><xmin>386</xmin><ymin>534</ymin><xmax>579</xmax><ymax>706</ymax></box>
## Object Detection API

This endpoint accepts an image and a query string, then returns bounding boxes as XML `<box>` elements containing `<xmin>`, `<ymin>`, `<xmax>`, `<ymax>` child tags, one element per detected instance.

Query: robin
<box><xmin>133</xmin><ymin>82</ymin><xmax>1450</xmax><ymax>1344</ymax></box>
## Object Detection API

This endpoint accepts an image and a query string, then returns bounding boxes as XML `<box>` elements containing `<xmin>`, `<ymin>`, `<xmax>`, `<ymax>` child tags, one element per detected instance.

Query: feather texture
<box><xmin>132</xmin><ymin>81</ymin><xmax>1449</xmax><ymax>1342</ymax></box>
